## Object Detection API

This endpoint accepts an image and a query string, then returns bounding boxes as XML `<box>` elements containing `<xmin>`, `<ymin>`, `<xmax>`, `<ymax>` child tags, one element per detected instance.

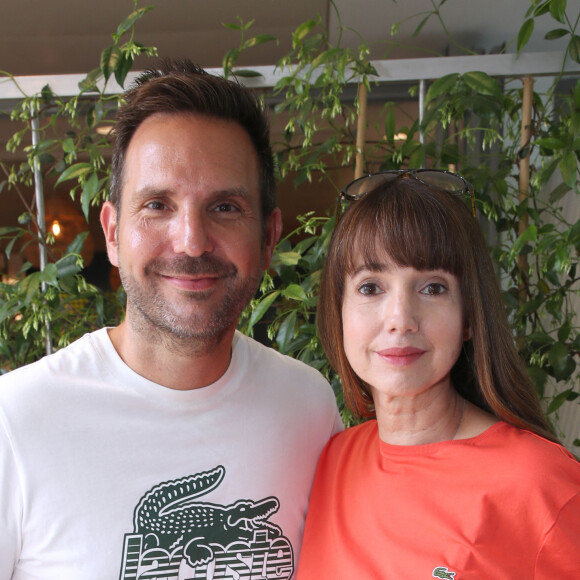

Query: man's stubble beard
<box><xmin>118</xmin><ymin>253</ymin><xmax>262</xmax><ymax>355</ymax></box>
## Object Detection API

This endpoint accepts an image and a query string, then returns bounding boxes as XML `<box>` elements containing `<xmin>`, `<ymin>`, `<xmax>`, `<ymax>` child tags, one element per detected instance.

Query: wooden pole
<box><xmin>354</xmin><ymin>82</ymin><xmax>368</xmax><ymax>180</ymax></box>
<box><xmin>518</xmin><ymin>75</ymin><xmax>533</xmax><ymax>304</ymax></box>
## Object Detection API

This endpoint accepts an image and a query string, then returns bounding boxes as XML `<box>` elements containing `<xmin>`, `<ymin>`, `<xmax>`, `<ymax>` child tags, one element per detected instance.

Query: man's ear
<box><xmin>100</xmin><ymin>201</ymin><xmax>120</xmax><ymax>267</ymax></box>
<box><xmin>261</xmin><ymin>207</ymin><xmax>282</xmax><ymax>271</ymax></box>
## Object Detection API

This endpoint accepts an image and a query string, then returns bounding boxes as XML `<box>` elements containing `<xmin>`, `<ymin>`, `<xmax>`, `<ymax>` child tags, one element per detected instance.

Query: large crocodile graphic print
<box><xmin>119</xmin><ymin>465</ymin><xmax>294</xmax><ymax>579</ymax></box>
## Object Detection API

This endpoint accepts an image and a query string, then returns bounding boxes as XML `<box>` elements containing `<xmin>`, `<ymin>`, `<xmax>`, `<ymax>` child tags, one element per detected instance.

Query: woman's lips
<box><xmin>376</xmin><ymin>346</ymin><xmax>425</xmax><ymax>367</ymax></box>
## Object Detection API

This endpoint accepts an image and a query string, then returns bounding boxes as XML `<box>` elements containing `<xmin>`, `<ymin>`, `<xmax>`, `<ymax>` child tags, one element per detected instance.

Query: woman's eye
<box><xmin>421</xmin><ymin>282</ymin><xmax>447</xmax><ymax>296</ymax></box>
<box><xmin>357</xmin><ymin>282</ymin><xmax>381</xmax><ymax>296</ymax></box>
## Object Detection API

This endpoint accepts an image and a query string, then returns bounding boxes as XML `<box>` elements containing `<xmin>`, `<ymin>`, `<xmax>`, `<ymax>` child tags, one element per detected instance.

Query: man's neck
<box><xmin>107</xmin><ymin>320</ymin><xmax>235</xmax><ymax>390</ymax></box>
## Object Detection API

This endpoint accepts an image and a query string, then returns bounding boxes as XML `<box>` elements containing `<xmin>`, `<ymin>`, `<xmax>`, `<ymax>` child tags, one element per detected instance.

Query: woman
<box><xmin>297</xmin><ymin>171</ymin><xmax>580</xmax><ymax>579</ymax></box>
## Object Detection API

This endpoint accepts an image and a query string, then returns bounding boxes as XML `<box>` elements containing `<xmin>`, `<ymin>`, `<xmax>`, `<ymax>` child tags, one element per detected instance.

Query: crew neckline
<box><xmin>378</xmin><ymin>420</ymin><xmax>508</xmax><ymax>457</ymax></box>
<box><xmin>89</xmin><ymin>328</ymin><xmax>246</xmax><ymax>406</ymax></box>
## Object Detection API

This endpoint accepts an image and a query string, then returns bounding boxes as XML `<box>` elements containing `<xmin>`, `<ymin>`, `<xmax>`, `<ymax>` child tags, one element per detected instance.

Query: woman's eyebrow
<box><xmin>351</xmin><ymin>261</ymin><xmax>390</xmax><ymax>276</ymax></box>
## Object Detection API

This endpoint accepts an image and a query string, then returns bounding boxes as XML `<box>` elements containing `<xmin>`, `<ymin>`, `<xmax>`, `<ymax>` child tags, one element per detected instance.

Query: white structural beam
<box><xmin>0</xmin><ymin>52</ymin><xmax>578</xmax><ymax>100</ymax></box>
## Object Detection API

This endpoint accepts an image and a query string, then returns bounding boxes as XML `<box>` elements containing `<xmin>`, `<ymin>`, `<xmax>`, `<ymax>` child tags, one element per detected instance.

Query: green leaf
<box><xmin>534</xmin><ymin>137</ymin><xmax>564</xmax><ymax>149</ymax></box>
<box><xmin>544</xmin><ymin>28</ymin><xmax>569</xmax><ymax>40</ymax></box>
<box><xmin>101</xmin><ymin>45</ymin><xmax>123</xmax><ymax>82</ymax></box>
<box><xmin>114</xmin><ymin>51</ymin><xmax>133</xmax><ymax>88</ymax></box>
<box><xmin>81</xmin><ymin>172</ymin><xmax>100</xmax><ymax>219</ymax></box>
<box><xmin>463</xmin><ymin>71</ymin><xmax>503</xmax><ymax>98</ymax></box>
<box><xmin>549</xmin><ymin>0</ymin><xmax>567</xmax><ymax>23</ymax></box>
<box><xmin>66</xmin><ymin>231</ymin><xmax>89</xmax><ymax>256</ymax></box>
<box><xmin>559</xmin><ymin>150</ymin><xmax>577</xmax><ymax>188</ymax></box>
<box><xmin>549</xmin><ymin>182</ymin><xmax>571</xmax><ymax>203</ymax></box>
<box><xmin>570</xmin><ymin>35</ymin><xmax>580</xmax><ymax>64</ymax></box>
<box><xmin>570</xmin><ymin>111</ymin><xmax>580</xmax><ymax>136</ymax></box>
<box><xmin>55</xmin><ymin>162</ymin><xmax>92</xmax><ymax>186</ymax></box>
<box><xmin>61</xmin><ymin>137</ymin><xmax>75</xmax><ymax>154</ymax></box>
<box><xmin>116</xmin><ymin>7</ymin><xmax>154</xmax><ymax>38</ymax></box>
<box><xmin>548</xmin><ymin>341</ymin><xmax>574</xmax><ymax>380</ymax></box>
<box><xmin>222</xmin><ymin>48</ymin><xmax>241</xmax><ymax>75</ymax></box>
<box><xmin>40</xmin><ymin>84</ymin><xmax>54</xmax><ymax>103</ymax></box>
<box><xmin>532</xmin><ymin>1</ymin><xmax>551</xmax><ymax>17</ymax></box>
<box><xmin>222</xmin><ymin>21</ymin><xmax>242</xmax><ymax>31</ymax></box>
<box><xmin>425</xmin><ymin>74</ymin><xmax>458</xmax><ymax>103</ymax></box>
<box><xmin>412</xmin><ymin>15</ymin><xmax>431</xmax><ymax>38</ymax></box>
<box><xmin>547</xmin><ymin>388</ymin><xmax>579</xmax><ymax>414</ymax></box>
<box><xmin>246</xmin><ymin>291</ymin><xmax>280</xmax><ymax>335</ymax></box>
<box><xmin>275</xmin><ymin>251</ymin><xmax>302</xmax><ymax>266</ymax></box>
<box><xmin>384</xmin><ymin>103</ymin><xmax>396</xmax><ymax>141</ymax></box>
<box><xmin>56</xmin><ymin>253</ymin><xmax>83</xmax><ymax>278</ymax></box>
<box><xmin>526</xmin><ymin>365</ymin><xmax>548</xmax><ymax>396</ymax></box>
<box><xmin>242</xmin><ymin>34</ymin><xmax>277</xmax><ymax>49</ymax></box>
<box><xmin>39</xmin><ymin>263</ymin><xmax>58</xmax><ymax>285</ymax></box>
<box><xmin>558</xmin><ymin>322</ymin><xmax>571</xmax><ymax>342</ymax></box>
<box><xmin>276</xmin><ymin>311</ymin><xmax>297</xmax><ymax>353</ymax></box>
<box><xmin>517</xmin><ymin>296</ymin><xmax>544</xmax><ymax>316</ymax></box>
<box><xmin>294</xmin><ymin>19</ymin><xmax>317</xmax><ymax>41</ymax></box>
<box><xmin>78</xmin><ymin>68</ymin><xmax>102</xmax><ymax>92</ymax></box>
<box><xmin>20</xmin><ymin>272</ymin><xmax>41</xmax><ymax>305</ymax></box>
<box><xmin>517</xmin><ymin>19</ymin><xmax>535</xmax><ymax>52</ymax></box>
<box><xmin>231</xmin><ymin>69</ymin><xmax>264</xmax><ymax>78</ymax></box>
<box><xmin>282</xmin><ymin>284</ymin><xmax>309</xmax><ymax>302</ymax></box>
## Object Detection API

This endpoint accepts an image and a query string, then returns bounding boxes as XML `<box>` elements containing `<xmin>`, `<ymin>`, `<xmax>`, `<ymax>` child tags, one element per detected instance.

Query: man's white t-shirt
<box><xmin>0</xmin><ymin>329</ymin><xmax>342</xmax><ymax>579</ymax></box>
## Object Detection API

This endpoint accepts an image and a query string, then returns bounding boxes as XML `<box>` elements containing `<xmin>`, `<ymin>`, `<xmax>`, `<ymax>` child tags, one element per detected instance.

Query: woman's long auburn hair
<box><xmin>317</xmin><ymin>176</ymin><xmax>557</xmax><ymax>443</ymax></box>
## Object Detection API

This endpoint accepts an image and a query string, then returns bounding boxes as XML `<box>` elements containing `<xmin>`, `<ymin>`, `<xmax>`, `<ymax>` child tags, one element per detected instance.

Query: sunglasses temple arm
<box><xmin>334</xmin><ymin>195</ymin><xmax>343</xmax><ymax>228</ymax></box>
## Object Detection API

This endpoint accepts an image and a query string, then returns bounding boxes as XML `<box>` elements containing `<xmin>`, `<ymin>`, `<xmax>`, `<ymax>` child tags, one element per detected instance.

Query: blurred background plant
<box><xmin>0</xmin><ymin>1</ymin><xmax>156</xmax><ymax>368</ymax></box>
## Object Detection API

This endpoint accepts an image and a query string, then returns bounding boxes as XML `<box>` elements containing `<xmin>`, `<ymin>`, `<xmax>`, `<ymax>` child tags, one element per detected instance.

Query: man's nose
<box><xmin>171</xmin><ymin>209</ymin><xmax>214</xmax><ymax>257</ymax></box>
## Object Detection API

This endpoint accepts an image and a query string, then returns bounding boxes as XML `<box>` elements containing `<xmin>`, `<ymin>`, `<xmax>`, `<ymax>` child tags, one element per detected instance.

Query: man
<box><xmin>0</xmin><ymin>59</ymin><xmax>342</xmax><ymax>580</ymax></box>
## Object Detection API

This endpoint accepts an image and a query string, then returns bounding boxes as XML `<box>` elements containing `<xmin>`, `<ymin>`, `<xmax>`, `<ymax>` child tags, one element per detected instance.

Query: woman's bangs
<box><xmin>340</xmin><ymin>184</ymin><xmax>464</xmax><ymax>277</ymax></box>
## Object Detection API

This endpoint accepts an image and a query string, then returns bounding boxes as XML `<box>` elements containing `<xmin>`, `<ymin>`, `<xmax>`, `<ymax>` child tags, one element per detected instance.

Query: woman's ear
<box><xmin>463</xmin><ymin>321</ymin><xmax>472</xmax><ymax>341</ymax></box>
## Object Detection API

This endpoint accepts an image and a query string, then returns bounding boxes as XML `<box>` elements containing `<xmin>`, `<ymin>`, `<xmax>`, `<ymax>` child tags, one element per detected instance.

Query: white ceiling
<box><xmin>0</xmin><ymin>0</ymin><xmax>571</xmax><ymax>77</ymax></box>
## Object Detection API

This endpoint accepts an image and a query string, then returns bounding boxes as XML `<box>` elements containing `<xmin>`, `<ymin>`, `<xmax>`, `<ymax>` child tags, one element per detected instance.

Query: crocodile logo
<box><xmin>119</xmin><ymin>465</ymin><xmax>294</xmax><ymax>579</ymax></box>
<box><xmin>433</xmin><ymin>567</ymin><xmax>456</xmax><ymax>579</ymax></box>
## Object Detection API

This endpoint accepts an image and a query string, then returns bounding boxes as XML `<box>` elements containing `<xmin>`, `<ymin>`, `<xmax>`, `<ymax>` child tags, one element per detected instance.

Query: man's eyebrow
<box><xmin>131</xmin><ymin>186</ymin><xmax>252</xmax><ymax>202</ymax></box>
<box><xmin>210</xmin><ymin>187</ymin><xmax>252</xmax><ymax>201</ymax></box>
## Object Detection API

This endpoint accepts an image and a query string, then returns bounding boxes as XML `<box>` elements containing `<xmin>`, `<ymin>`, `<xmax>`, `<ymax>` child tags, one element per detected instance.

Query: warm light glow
<box><xmin>51</xmin><ymin>220</ymin><xmax>62</xmax><ymax>237</ymax></box>
<box><xmin>96</xmin><ymin>125</ymin><xmax>114</xmax><ymax>136</ymax></box>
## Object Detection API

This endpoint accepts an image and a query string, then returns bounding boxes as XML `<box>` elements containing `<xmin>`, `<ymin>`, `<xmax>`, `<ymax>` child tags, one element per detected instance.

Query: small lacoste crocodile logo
<box><xmin>433</xmin><ymin>566</ymin><xmax>456</xmax><ymax>579</ymax></box>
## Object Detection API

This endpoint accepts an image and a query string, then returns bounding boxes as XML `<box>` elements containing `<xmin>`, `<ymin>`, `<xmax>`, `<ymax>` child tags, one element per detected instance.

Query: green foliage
<box><xmin>0</xmin><ymin>0</ymin><xmax>154</xmax><ymax>371</ymax></box>
<box><xmin>519</xmin><ymin>0</ymin><xmax>580</xmax><ymax>62</ymax></box>
<box><xmin>231</xmin><ymin>2</ymin><xmax>580</xmax><ymax>431</ymax></box>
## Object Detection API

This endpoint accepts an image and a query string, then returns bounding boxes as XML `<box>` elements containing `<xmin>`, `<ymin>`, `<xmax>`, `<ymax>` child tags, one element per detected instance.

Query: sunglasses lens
<box><xmin>343</xmin><ymin>172</ymin><xmax>399</xmax><ymax>200</ymax></box>
<box><xmin>416</xmin><ymin>170</ymin><xmax>466</xmax><ymax>193</ymax></box>
<box><xmin>338</xmin><ymin>169</ymin><xmax>475</xmax><ymax>223</ymax></box>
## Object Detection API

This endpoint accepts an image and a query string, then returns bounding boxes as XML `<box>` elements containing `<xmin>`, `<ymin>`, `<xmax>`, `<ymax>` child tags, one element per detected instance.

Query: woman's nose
<box><xmin>385</xmin><ymin>291</ymin><xmax>419</xmax><ymax>334</ymax></box>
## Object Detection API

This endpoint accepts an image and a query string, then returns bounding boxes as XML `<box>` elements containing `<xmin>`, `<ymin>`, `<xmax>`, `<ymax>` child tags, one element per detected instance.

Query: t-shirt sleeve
<box><xmin>535</xmin><ymin>489</ymin><xmax>580</xmax><ymax>578</ymax></box>
<box><xmin>0</xmin><ymin>413</ymin><xmax>21</xmax><ymax>578</ymax></box>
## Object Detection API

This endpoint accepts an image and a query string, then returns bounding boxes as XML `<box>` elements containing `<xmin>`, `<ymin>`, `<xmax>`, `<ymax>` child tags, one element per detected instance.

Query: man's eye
<box><xmin>144</xmin><ymin>201</ymin><xmax>166</xmax><ymax>211</ymax></box>
<box><xmin>422</xmin><ymin>283</ymin><xmax>446</xmax><ymax>296</ymax></box>
<box><xmin>358</xmin><ymin>282</ymin><xmax>381</xmax><ymax>295</ymax></box>
<box><xmin>214</xmin><ymin>202</ymin><xmax>238</xmax><ymax>213</ymax></box>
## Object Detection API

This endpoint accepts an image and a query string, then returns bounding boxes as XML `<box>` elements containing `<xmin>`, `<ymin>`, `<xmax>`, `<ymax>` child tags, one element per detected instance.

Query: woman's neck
<box><xmin>373</xmin><ymin>388</ymin><xmax>498</xmax><ymax>446</ymax></box>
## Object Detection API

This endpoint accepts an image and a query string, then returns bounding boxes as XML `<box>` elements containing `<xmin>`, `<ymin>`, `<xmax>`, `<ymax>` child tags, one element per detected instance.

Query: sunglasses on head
<box><xmin>335</xmin><ymin>169</ymin><xmax>476</xmax><ymax>226</ymax></box>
